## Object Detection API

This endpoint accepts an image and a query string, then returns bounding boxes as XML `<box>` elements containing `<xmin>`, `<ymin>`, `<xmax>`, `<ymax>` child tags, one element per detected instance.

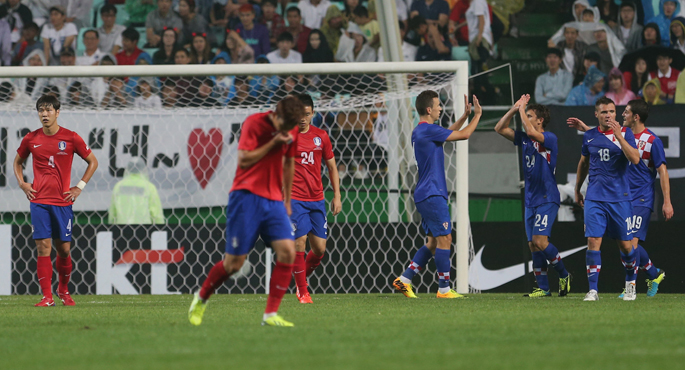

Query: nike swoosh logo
<box><xmin>469</xmin><ymin>244</ymin><xmax>587</xmax><ymax>290</ymax></box>
<box><xmin>65</xmin><ymin>233</ymin><xmax>71</xmax><ymax>236</ymax></box>
<box><xmin>33</xmin><ymin>145</ymin><xmax>41</xmax><ymax>148</ymax></box>
<box><xmin>539</xmin><ymin>228</ymin><xmax>546</xmax><ymax>231</ymax></box>
<box><xmin>587</xmin><ymin>138</ymin><xmax>594</xmax><ymax>142</ymax></box>
<box><xmin>294</xmin><ymin>270</ymin><xmax>304</xmax><ymax>274</ymax></box>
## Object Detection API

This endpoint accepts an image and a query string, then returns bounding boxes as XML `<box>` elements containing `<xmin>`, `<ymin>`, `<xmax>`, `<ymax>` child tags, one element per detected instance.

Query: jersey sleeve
<box><xmin>16</xmin><ymin>132</ymin><xmax>31</xmax><ymax>158</ymax></box>
<box><xmin>73</xmin><ymin>132</ymin><xmax>92</xmax><ymax>159</ymax></box>
<box><xmin>651</xmin><ymin>137</ymin><xmax>667</xmax><ymax>168</ymax></box>
<box><xmin>426</xmin><ymin>124</ymin><xmax>452</xmax><ymax>143</ymax></box>
<box><xmin>513</xmin><ymin>130</ymin><xmax>523</xmax><ymax>146</ymax></box>
<box><xmin>237</xmin><ymin>120</ymin><xmax>259</xmax><ymax>151</ymax></box>
<box><xmin>624</xmin><ymin>128</ymin><xmax>638</xmax><ymax>148</ymax></box>
<box><xmin>542</xmin><ymin>132</ymin><xmax>557</xmax><ymax>151</ymax></box>
<box><xmin>322</xmin><ymin>132</ymin><xmax>334</xmax><ymax>161</ymax></box>
<box><xmin>581</xmin><ymin>132</ymin><xmax>590</xmax><ymax>156</ymax></box>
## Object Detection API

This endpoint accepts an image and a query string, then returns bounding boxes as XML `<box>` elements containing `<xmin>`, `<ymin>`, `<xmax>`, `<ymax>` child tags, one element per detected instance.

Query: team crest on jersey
<box><xmin>637</xmin><ymin>140</ymin><xmax>647</xmax><ymax>150</ymax></box>
<box><xmin>58</xmin><ymin>141</ymin><xmax>67</xmax><ymax>151</ymax></box>
<box><xmin>313</xmin><ymin>137</ymin><xmax>322</xmax><ymax>146</ymax></box>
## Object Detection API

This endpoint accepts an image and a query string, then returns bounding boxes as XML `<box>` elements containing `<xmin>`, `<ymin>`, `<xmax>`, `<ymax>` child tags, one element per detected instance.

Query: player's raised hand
<box><xmin>273</xmin><ymin>132</ymin><xmax>293</xmax><ymax>145</ymax></box>
<box><xmin>567</xmin><ymin>117</ymin><xmax>590</xmax><ymax>132</ymax></box>
<box><xmin>64</xmin><ymin>187</ymin><xmax>82</xmax><ymax>202</ymax></box>
<box><xmin>462</xmin><ymin>94</ymin><xmax>472</xmax><ymax>117</ymax></box>
<box><xmin>472</xmin><ymin>95</ymin><xmax>482</xmax><ymax>116</ymax></box>
<box><xmin>20</xmin><ymin>183</ymin><xmax>37</xmax><ymax>200</ymax></box>
<box><xmin>607</xmin><ymin>119</ymin><xmax>621</xmax><ymax>133</ymax></box>
<box><xmin>663</xmin><ymin>201</ymin><xmax>674</xmax><ymax>221</ymax></box>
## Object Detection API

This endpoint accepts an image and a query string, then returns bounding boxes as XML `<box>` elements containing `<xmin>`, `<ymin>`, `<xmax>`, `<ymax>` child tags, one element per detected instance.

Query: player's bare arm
<box><xmin>64</xmin><ymin>152</ymin><xmax>99</xmax><ymax>202</ymax></box>
<box><xmin>325</xmin><ymin>157</ymin><xmax>342</xmax><ymax>215</ymax></box>
<box><xmin>657</xmin><ymin>164</ymin><xmax>674</xmax><ymax>220</ymax></box>
<box><xmin>283</xmin><ymin>156</ymin><xmax>295</xmax><ymax>216</ymax></box>
<box><xmin>447</xmin><ymin>95</ymin><xmax>472</xmax><ymax>131</ymax></box>
<box><xmin>608</xmin><ymin>120</ymin><xmax>640</xmax><ymax>165</ymax></box>
<box><xmin>446</xmin><ymin>95</ymin><xmax>481</xmax><ymax>142</ymax></box>
<box><xmin>238</xmin><ymin>132</ymin><xmax>292</xmax><ymax>169</ymax></box>
<box><xmin>493</xmin><ymin>98</ymin><xmax>523</xmax><ymax>142</ymax></box>
<box><xmin>517</xmin><ymin>94</ymin><xmax>545</xmax><ymax>143</ymax></box>
<box><xmin>567</xmin><ymin>117</ymin><xmax>591</xmax><ymax>132</ymax></box>
<box><xmin>13</xmin><ymin>154</ymin><xmax>36</xmax><ymax>200</ymax></box>
<box><xmin>575</xmin><ymin>155</ymin><xmax>589</xmax><ymax>207</ymax></box>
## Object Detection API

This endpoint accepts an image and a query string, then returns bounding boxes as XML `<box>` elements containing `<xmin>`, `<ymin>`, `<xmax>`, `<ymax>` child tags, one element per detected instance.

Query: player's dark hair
<box><xmin>526</xmin><ymin>104</ymin><xmax>551</xmax><ymax>128</ymax></box>
<box><xmin>595</xmin><ymin>96</ymin><xmax>615</xmax><ymax>110</ymax></box>
<box><xmin>100</xmin><ymin>4</ymin><xmax>117</xmax><ymax>15</ymax></box>
<box><xmin>415</xmin><ymin>90</ymin><xmax>439</xmax><ymax>116</ymax></box>
<box><xmin>286</xmin><ymin>6</ymin><xmax>301</xmax><ymax>17</ymax></box>
<box><xmin>122</xmin><ymin>27</ymin><xmax>140</xmax><ymax>43</ymax></box>
<box><xmin>627</xmin><ymin>99</ymin><xmax>649</xmax><ymax>122</ymax></box>
<box><xmin>353</xmin><ymin>6</ymin><xmax>369</xmax><ymax>18</ymax></box>
<box><xmin>294</xmin><ymin>93</ymin><xmax>314</xmax><ymax>109</ymax></box>
<box><xmin>36</xmin><ymin>93</ymin><xmax>61</xmax><ymax>111</ymax></box>
<box><xmin>276</xmin><ymin>95</ymin><xmax>305</xmax><ymax>131</ymax></box>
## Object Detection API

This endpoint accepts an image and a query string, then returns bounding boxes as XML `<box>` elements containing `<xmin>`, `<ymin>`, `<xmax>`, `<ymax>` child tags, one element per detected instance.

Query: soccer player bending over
<box><xmin>13</xmin><ymin>94</ymin><xmax>99</xmax><ymax>306</ymax></box>
<box><xmin>393</xmin><ymin>92</ymin><xmax>481</xmax><ymax>298</ymax></box>
<box><xmin>572</xmin><ymin>96</ymin><xmax>641</xmax><ymax>301</ymax></box>
<box><xmin>568</xmin><ymin>99</ymin><xmax>671</xmax><ymax>299</ymax></box>
<box><xmin>290</xmin><ymin>93</ymin><xmax>342</xmax><ymax>304</ymax></box>
<box><xmin>494</xmin><ymin>94</ymin><xmax>571</xmax><ymax>297</ymax></box>
<box><xmin>189</xmin><ymin>96</ymin><xmax>304</xmax><ymax>327</ymax></box>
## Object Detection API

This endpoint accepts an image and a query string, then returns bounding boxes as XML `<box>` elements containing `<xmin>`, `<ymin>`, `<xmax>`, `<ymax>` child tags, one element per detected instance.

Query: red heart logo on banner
<box><xmin>187</xmin><ymin>128</ymin><xmax>224</xmax><ymax>189</ymax></box>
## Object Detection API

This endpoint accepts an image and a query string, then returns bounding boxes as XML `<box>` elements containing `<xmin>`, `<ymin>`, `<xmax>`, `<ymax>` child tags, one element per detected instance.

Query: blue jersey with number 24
<box><xmin>514</xmin><ymin>131</ymin><xmax>560</xmax><ymax>208</ymax></box>
<box><xmin>581</xmin><ymin>126</ymin><xmax>637</xmax><ymax>203</ymax></box>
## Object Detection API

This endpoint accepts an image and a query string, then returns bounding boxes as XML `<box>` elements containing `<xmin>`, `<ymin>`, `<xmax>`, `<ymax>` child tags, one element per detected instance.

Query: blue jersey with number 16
<box><xmin>581</xmin><ymin>126</ymin><xmax>637</xmax><ymax>202</ymax></box>
<box><xmin>514</xmin><ymin>131</ymin><xmax>560</xmax><ymax>208</ymax></box>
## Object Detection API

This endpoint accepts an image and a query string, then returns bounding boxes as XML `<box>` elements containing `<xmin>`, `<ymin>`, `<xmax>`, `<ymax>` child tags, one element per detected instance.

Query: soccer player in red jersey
<box><xmin>188</xmin><ymin>96</ymin><xmax>305</xmax><ymax>327</ymax></box>
<box><xmin>290</xmin><ymin>93</ymin><xmax>342</xmax><ymax>304</ymax></box>
<box><xmin>13</xmin><ymin>95</ymin><xmax>99</xmax><ymax>307</ymax></box>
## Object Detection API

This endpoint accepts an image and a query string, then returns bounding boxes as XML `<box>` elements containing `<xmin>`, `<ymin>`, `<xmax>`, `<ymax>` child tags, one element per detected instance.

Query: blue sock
<box><xmin>434</xmin><ymin>248</ymin><xmax>451</xmax><ymax>289</ymax></box>
<box><xmin>637</xmin><ymin>245</ymin><xmax>658</xmax><ymax>280</ymax></box>
<box><xmin>586</xmin><ymin>250</ymin><xmax>601</xmax><ymax>291</ymax></box>
<box><xmin>401</xmin><ymin>245</ymin><xmax>432</xmax><ymax>281</ymax></box>
<box><xmin>541</xmin><ymin>243</ymin><xmax>569</xmax><ymax>278</ymax></box>
<box><xmin>621</xmin><ymin>247</ymin><xmax>639</xmax><ymax>282</ymax></box>
<box><xmin>531</xmin><ymin>251</ymin><xmax>549</xmax><ymax>291</ymax></box>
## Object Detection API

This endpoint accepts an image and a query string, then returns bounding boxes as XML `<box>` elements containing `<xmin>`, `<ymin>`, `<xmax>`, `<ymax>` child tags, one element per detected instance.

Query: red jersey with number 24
<box><xmin>231</xmin><ymin>111</ymin><xmax>299</xmax><ymax>201</ymax></box>
<box><xmin>292</xmin><ymin>125</ymin><xmax>334</xmax><ymax>201</ymax></box>
<box><xmin>17</xmin><ymin>126</ymin><xmax>92</xmax><ymax>206</ymax></box>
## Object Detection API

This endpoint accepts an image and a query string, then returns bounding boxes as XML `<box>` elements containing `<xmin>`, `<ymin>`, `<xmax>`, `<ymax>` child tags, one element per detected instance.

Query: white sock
<box><xmin>263</xmin><ymin>312</ymin><xmax>277</xmax><ymax>321</ymax></box>
<box><xmin>438</xmin><ymin>287</ymin><xmax>450</xmax><ymax>294</ymax></box>
<box><xmin>399</xmin><ymin>276</ymin><xmax>412</xmax><ymax>285</ymax></box>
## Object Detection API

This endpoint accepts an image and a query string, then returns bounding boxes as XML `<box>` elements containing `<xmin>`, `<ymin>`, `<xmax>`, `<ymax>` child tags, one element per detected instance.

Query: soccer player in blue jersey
<box><xmin>494</xmin><ymin>94</ymin><xmax>571</xmax><ymax>297</ymax></box>
<box><xmin>572</xmin><ymin>96</ymin><xmax>641</xmax><ymax>301</ymax></box>
<box><xmin>568</xmin><ymin>99</ymin><xmax>671</xmax><ymax>299</ymax></box>
<box><xmin>393</xmin><ymin>92</ymin><xmax>481</xmax><ymax>299</ymax></box>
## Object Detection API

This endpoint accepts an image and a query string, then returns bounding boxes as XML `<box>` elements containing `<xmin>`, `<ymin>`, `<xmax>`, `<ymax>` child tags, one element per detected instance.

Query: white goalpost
<box><xmin>0</xmin><ymin>61</ymin><xmax>472</xmax><ymax>295</ymax></box>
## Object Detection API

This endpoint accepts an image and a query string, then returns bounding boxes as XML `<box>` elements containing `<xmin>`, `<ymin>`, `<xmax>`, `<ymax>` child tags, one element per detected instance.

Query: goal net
<box><xmin>0</xmin><ymin>61</ymin><xmax>475</xmax><ymax>296</ymax></box>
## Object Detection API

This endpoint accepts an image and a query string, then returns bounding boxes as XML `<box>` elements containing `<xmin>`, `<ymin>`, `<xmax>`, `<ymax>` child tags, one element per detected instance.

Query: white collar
<box><xmin>658</xmin><ymin>67</ymin><xmax>672</xmax><ymax>78</ymax></box>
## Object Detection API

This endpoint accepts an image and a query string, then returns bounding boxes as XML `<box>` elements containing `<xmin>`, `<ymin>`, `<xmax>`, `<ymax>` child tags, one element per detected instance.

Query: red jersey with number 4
<box><xmin>292</xmin><ymin>125</ymin><xmax>334</xmax><ymax>201</ymax></box>
<box><xmin>17</xmin><ymin>126</ymin><xmax>91</xmax><ymax>206</ymax></box>
<box><xmin>231</xmin><ymin>111</ymin><xmax>299</xmax><ymax>201</ymax></box>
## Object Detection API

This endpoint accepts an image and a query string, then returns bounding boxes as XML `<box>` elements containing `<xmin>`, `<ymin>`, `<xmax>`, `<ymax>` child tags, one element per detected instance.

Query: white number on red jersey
<box><xmin>48</xmin><ymin>156</ymin><xmax>55</xmax><ymax>168</ymax></box>
<box><xmin>300</xmin><ymin>151</ymin><xmax>315</xmax><ymax>165</ymax></box>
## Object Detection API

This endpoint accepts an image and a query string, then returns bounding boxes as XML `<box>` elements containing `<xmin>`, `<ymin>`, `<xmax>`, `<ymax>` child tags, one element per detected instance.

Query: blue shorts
<box><xmin>30</xmin><ymin>203</ymin><xmax>73</xmax><ymax>241</ymax></box>
<box><xmin>415</xmin><ymin>196</ymin><xmax>452</xmax><ymax>237</ymax></box>
<box><xmin>290</xmin><ymin>199</ymin><xmax>328</xmax><ymax>239</ymax></box>
<box><xmin>225</xmin><ymin>190</ymin><xmax>294</xmax><ymax>256</ymax></box>
<box><xmin>630</xmin><ymin>206</ymin><xmax>652</xmax><ymax>242</ymax></box>
<box><xmin>584</xmin><ymin>200</ymin><xmax>633</xmax><ymax>241</ymax></box>
<box><xmin>524</xmin><ymin>203</ymin><xmax>559</xmax><ymax>241</ymax></box>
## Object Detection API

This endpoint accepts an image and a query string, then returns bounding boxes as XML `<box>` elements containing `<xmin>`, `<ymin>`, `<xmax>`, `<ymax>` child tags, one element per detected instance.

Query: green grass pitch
<box><xmin>1</xmin><ymin>293</ymin><xmax>683</xmax><ymax>370</ymax></box>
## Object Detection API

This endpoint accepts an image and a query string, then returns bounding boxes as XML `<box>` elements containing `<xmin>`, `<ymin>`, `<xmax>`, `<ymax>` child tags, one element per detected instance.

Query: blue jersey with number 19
<box><xmin>581</xmin><ymin>126</ymin><xmax>637</xmax><ymax>202</ymax></box>
<box><xmin>628</xmin><ymin>128</ymin><xmax>666</xmax><ymax>211</ymax></box>
<box><xmin>514</xmin><ymin>131</ymin><xmax>560</xmax><ymax>207</ymax></box>
<box><xmin>412</xmin><ymin>122</ymin><xmax>453</xmax><ymax>203</ymax></box>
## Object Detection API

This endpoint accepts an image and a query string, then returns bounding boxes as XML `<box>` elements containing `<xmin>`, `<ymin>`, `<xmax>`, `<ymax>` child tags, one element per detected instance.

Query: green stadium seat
<box><xmin>136</xmin><ymin>27</ymin><xmax>147</xmax><ymax>48</ymax></box>
<box><xmin>451</xmin><ymin>46</ymin><xmax>470</xmax><ymax>71</ymax></box>
<box><xmin>115</xmin><ymin>4</ymin><xmax>129</xmax><ymax>27</ymax></box>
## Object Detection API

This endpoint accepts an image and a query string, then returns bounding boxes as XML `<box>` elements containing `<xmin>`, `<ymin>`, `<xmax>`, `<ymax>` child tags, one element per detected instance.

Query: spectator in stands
<box><xmin>0</xmin><ymin>81</ymin><xmax>32</xmax><ymax>107</ymax></box>
<box><xmin>565</xmin><ymin>65</ymin><xmax>606</xmax><ymax>105</ymax></box>
<box><xmin>343</xmin><ymin>0</ymin><xmax>360</xmax><ymax>24</ymax></box>
<box><xmin>353</xmin><ymin>6</ymin><xmax>379</xmax><ymax>49</ymax></box>
<box><xmin>574</xmin><ymin>51</ymin><xmax>600</xmax><ymax>85</ymax></box>
<box><xmin>211</xmin><ymin>52</ymin><xmax>232</xmax><ymax>99</ymax></box>
<box><xmin>235</xmin><ymin>4</ymin><xmax>269</xmax><ymax>57</ymax></box>
<box><xmin>466</xmin><ymin>0</ymin><xmax>494</xmax><ymax>73</ymax></box>
<box><xmin>250</xmin><ymin>54</ymin><xmax>280</xmax><ymax>103</ymax></box>
<box><xmin>179</xmin><ymin>0</ymin><xmax>215</xmax><ymax>46</ymax></box>
<box><xmin>535</xmin><ymin>48</ymin><xmax>573</xmax><ymax>105</ymax></box>
<box><xmin>41</xmin><ymin>84</ymin><xmax>60</xmax><ymax>100</ymax></box>
<box><xmin>1</xmin><ymin>0</ymin><xmax>33</xmax><ymax>43</ymax></box>
<box><xmin>547</xmin><ymin>1</ymin><xmax>599</xmax><ymax>47</ymax></box>
<box><xmin>65</xmin><ymin>0</ymin><xmax>92</xmax><ymax>29</ymax></box>
<box><xmin>624</xmin><ymin>56</ymin><xmax>649</xmax><ymax>95</ymax></box>
<box><xmin>189</xmin><ymin>32</ymin><xmax>211</xmax><ymax>63</ymax></box>
<box><xmin>90</xmin><ymin>54</ymin><xmax>116</xmax><ymax>104</ymax></box>
<box><xmin>109</xmin><ymin>158</ymin><xmax>165</xmax><ymax>225</ymax></box>
<box><xmin>48</xmin><ymin>46</ymin><xmax>77</xmax><ymax>98</ymax></box>
<box><xmin>648</xmin><ymin>49</ymin><xmax>681</xmax><ymax>103</ymax></box>
<box><xmin>670</xmin><ymin>16</ymin><xmax>685</xmax><ymax>53</ymax></box>
<box><xmin>174</xmin><ymin>47</ymin><xmax>190</xmax><ymax>64</ymax></box>
<box><xmin>416</xmin><ymin>23</ymin><xmax>450</xmax><ymax>61</ymax></box>
<box><xmin>189</xmin><ymin>78</ymin><xmax>221</xmax><ymax>107</ymax></box>
<box><xmin>223</xmin><ymin>29</ymin><xmax>254</xmax><ymax>64</ymax></box>
<box><xmin>210</xmin><ymin>0</ymin><xmax>240</xmax><ymax>31</ymax></box>
<box><xmin>267</xmin><ymin>32</ymin><xmax>302</xmax><ymax>63</ymax></box>
<box><xmin>335</xmin><ymin>22</ymin><xmax>376</xmax><ymax>62</ymax></box>
<box><xmin>378</xmin><ymin>20</ymin><xmax>418</xmax><ymax>62</ymax></box>
<box><xmin>260</xmin><ymin>0</ymin><xmax>285</xmax><ymax>50</ymax></box>
<box><xmin>647</xmin><ymin>0</ymin><xmax>680</xmax><ymax>47</ymax></box>
<box><xmin>596</xmin><ymin>0</ymin><xmax>618</xmax><ymax>29</ymax></box>
<box><xmin>101</xmin><ymin>77</ymin><xmax>129</xmax><ymax>108</ymax></box>
<box><xmin>303</xmin><ymin>29</ymin><xmax>333</xmax><ymax>63</ymax></box>
<box><xmin>642</xmin><ymin>0</ymin><xmax>659</xmax><ymax>22</ymax></box>
<box><xmin>41</xmin><ymin>6</ymin><xmax>77</xmax><ymax>65</ymax></box>
<box><xmin>123</xmin><ymin>52</ymin><xmax>152</xmax><ymax>98</ymax></box>
<box><xmin>126</xmin><ymin>0</ymin><xmax>156</xmax><ymax>27</ymax></box>
<box><xmin>116</xmin><ymin>28</ymin><xmax>146</xmax><ymax>65</ymax></box>
<box><xmin>161</xmin><ymin>78</ymin><xmax>178</xmax><ymax>108</ymax></box>
<box><xmin>320</xmin><ymin>4</ymin><xmax>344</xmax><ymax>53</ymax></box>
<box><xmin>587</xmin><ymin>27</ymin><xmax>625</xmax><ymax>75</ymax></box>
<box><xmin>642</xmin><ymin>22</ymin><xmax>662</xmax><ymax>47</ymax></box>
<box><xmin>298</xmin><ymin>0</ymin><xmax>331</xmax><ymax>29</ymax></box>
<box><xmin>405</xmin><ymin>15</ymin><xmax>428</xmax><ymax>48</ymax></box>
<box><xmin>612</xmin><ymin>1</ymin><xmax>642</xmax><ymax>53</ymax></box>
<box><xmin>146</xmin><ymin>0</ymin><xmax>183</xmax><ymax>48</ymax></box>
<box><xmin>11</xmin><ymin>22</ymin><xmax>40</xmax><ymax>66</ymax></box>
<box><xmin>605</xmin><ymin>67</ymin><xmax>637</xmax><ymax>105</ymax></box>
<box><xmin>153</xmin><ymin>27</ymin><xmax>180</xmax><ymax>64</ymax></box>
<box><xmin>286</xmin><ymin>6</ymin><xmax>311</xmax><ymax>54</ymax></box>
<box><xmin>227</xmin><ymin>76</ymin><xmax>258</xmax><ymax>106</ymax></box>
<box><xmin>448</xmin><ymin>0</ymin><xmax>470</xmax><ymax>46</ymax></box>
<box><xmin>66</xmin><ymin>81</ymin><xmax>95</xmax><ymax>107</ymax></box>
<box><xmin>556</xmin><ymin>23</ymin><xmax>588</xmax><ymax>80</ymax></box>
<box><xmin>77</xmin><ymin>29</ymin><xmax>105</xmax><ymax>66</ymax></box>
<box><xmin>581</xmin><ymin>9</ymin><xmax>595</xmax><ymax>22</ymax></box>
<box><xmin>0</xmin><ymin>9</ymin><xmax>12</xmax><ymax>66</ymax></box>
<box><xmin>674</xmin><ymin>70</ymin><xmax>685</xmax><ymax>102</ymax></box>
<box><xmin>134</xmin><ymin>78</ymin><xmax>162</xmax><ymax>109</ymax></box>
<box><xmin>409</xmin><ymin>0</ymin><xmax>449</xmax><ymax>34</ymax></box>
<box><xmin>16</xmin><ymin>49</ymin><xmax>48</xmax><ymax>100</ymax></box>
<box><xmin>642</xmin><ymin>78</ymin><xmax>666</xmax><ymax>104</ymax></box>
<box><xmin>98</xmin><ymin>5</ymin><xmax>125</xmax><ymax>55</ymax></box>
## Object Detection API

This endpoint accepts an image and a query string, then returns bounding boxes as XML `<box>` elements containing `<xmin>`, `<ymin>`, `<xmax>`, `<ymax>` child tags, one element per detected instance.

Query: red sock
<box><xmin>293</xmin><ymin>252</ymin><xmax>307</xmax><ymax>291</ymax></box>
<box><xmin>199</xmin><ymin>261</ymin><xmax>230</xmax><ymax>300</ymax></box>
<box><xmin>305</xmin><ymin>251</ymin><xmax>324</xmax><ymax>277</ymax></box>
<box><xmin>36</xmin><ymin>256</ymin><xmax>53</xmax><ymax>299</ymax></box>
<box><xmin>56</xmin><ymin>255</ymin><xmax>72</xmax><ymax>294</ymax></box>
<box><xmin>265</xmin><ymin>261</ymin><xmax>293</xmax><ymax>314</ymax></box>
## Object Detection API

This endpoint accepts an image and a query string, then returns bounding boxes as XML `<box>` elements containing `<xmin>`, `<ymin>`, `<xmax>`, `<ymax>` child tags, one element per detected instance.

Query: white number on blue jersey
<box><xmin>48</xmin><ymin>156</ymin><xmax>55</xmax><ymax>168</ymax></box>
<box><xmin>525</xmin><ymin>155</ymin><xmax>536</xmax><ymax>168</ymax></box>
<box><xmin>66</xmin><ymin>219</ymin><xmax>72</xmax><ymax>232</ymax></box>
<box><xmin>534</xmin><ymin>214</ymin><xmax>548</xmax><ymax>228</ymax></box>
<box><xmin>626</xmin><ymin>215</ymin><xmax>642</xmax><ymax>231</ymax></box>
<box><xmin>598</xmin><ymin>148</ymin><xmax>610</xmax><ymax>161</ymax></box>
<box><xmin>300</xmin><ymin>151</ymin><xmax>314</xmax><ymax>165</ymax></box>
